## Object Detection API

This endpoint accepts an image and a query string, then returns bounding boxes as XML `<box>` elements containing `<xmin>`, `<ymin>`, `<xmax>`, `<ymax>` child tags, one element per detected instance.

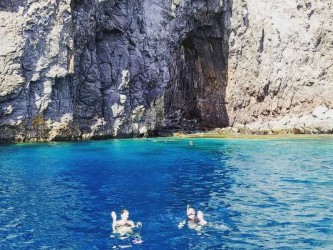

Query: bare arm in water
<box><xmin>197</xmin><ymin>210</ymin><xmax>207</xmax><ymax>225</ymax></box>
<box><xmin>111</xmin><ymin>211</ymin><xmax>118</xmax><ymax>231</ymax></box>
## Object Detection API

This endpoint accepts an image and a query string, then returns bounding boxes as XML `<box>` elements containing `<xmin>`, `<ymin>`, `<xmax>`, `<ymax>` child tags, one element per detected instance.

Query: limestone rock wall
<box><xmin>0</xmin><ymin>0</ymin><xmax>75</xmax><ymax>142</ymax></box>
<box><xmin>226</xmin><ymin>0</ymin><xmax>333</xmax><ymax>133</ymax></box>
<box><xmin>0</xmin><ymin>0</ymin><xmax>332</xmax><ymax>142</ymax></box>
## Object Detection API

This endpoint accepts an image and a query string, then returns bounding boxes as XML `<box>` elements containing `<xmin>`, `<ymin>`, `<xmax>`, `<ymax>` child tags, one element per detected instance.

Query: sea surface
<box><xmin>0</xmin><ymin>137</ymin><xmax>333</xmax><ymax>249</ymax></box>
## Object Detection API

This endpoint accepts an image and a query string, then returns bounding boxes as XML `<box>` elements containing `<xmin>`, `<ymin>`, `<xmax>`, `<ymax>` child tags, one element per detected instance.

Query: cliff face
<box><xmin>226</xmin><ymin>0</ymin><xmax>333</xmax><ymax>133</ymax></box>
<box><xmin>0</xmin><ymin>0</ymin><xmax>332</xmax><ymax>142</ymax></box>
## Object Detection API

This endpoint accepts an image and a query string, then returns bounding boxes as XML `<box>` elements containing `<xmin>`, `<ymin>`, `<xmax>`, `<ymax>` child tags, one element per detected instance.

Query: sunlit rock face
<box><xmin>0</xmin><ymin>0</ymin><xmax>75</xmax><ymax>142</ymax></box>
<box><xmin>225</xmin><ymin>0</ymin><xmax>333</xmax><ymax>133</ymax></box>
<box><xmin>0</xmin><ymin>0</ymin><xmax>332</xmax><ymax>142</ymax></box>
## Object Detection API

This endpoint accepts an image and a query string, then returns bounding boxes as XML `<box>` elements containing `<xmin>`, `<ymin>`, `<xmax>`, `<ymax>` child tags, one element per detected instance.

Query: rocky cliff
<box><xmin>0</xmin><ymin>0</ymin><xmax>332</xmax><ymax>142</ymax></box>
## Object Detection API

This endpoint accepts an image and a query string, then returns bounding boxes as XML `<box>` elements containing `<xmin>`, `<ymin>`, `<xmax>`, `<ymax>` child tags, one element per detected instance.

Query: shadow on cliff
<box><xmin>164</xmin><ymin>0</ymin><xmax>233</xmax><ymax>130</ymax></box>
<box><xmin>0</xmin><ymin>0</ymin><xmax>25</xmax><ymax>12</ymax></box>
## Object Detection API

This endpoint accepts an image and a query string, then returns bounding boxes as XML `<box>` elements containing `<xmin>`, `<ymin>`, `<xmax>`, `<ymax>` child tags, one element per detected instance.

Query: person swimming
<box><xmin>111</xmin><ymin>209</ymin><xmax>142</xmax><ymax>235</ymax></box>
<box><xmin>187</xmin><ymin>205</ymin><xmax>207</xmax><ymax>226</ymax></box>
<box><xmin>179</xmin><ymin>205</ymin><xmax>207</xmax><ymax>229</ymax></box>
<box><xmin>186</xmin><ymin>206</ymin><xmax>199</xmax><ymax>223</ymax></box>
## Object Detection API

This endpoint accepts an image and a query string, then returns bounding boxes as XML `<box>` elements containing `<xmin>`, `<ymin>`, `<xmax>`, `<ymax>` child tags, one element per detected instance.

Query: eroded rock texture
<box><xmin>226</xmin><ymin>0</ymin><xmax>333</xmax><ymax>134</ymax></box>
<box><xmin>0</xmin><ymin>0</ymin><xmax>332</xmax><ymax>142</ymax></box>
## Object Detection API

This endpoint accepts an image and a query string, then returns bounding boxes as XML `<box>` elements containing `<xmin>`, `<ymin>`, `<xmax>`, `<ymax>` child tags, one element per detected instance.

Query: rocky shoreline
<box><xmin>1</xmin><ymin>105</ymin><xmax>332</xmax><ymax>143</ymax></box>
<box><xmin>1</xmin><ymin>106</ymin><xmax>333</xmax><ymax>144</ymax></box>
<box><xmin>230</xmin><ymin>106</ymin><xmax>333</xmax><ymax>135</ymax></box>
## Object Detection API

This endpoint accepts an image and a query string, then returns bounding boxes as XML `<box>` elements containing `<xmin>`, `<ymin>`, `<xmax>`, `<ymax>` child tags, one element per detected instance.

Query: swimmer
<box><xmin>186</xmin><ymin>205</ymin><xmax>199</xmax><ymax>223</ymax></box>
<box><xmin>178</xmin><ymin>205</ymin><xmax>207</xmax><ymax>229</ymax></box>
<box><xmin>111</xmin><ymin>209</ymin><xmax>142</xmax><ymax>235</ymax></box>
<box><xmin>189</xmin><ymin>141</ymin><xmax>194</xmax><ymax>146</ymax></box>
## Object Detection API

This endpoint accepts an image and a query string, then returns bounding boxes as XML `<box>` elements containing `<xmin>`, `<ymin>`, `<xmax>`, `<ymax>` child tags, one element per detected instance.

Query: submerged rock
<box><xmin>0</xmin><ymin>0</ymin><xmax>332</xmax><ymax>142</ymax></box>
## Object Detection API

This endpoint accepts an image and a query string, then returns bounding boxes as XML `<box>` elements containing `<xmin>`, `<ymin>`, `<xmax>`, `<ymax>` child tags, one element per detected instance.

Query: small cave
<box><xmin>164</xmin><ymin>16</ymin><xmax>230</xmax><ymax>129</ymax></box>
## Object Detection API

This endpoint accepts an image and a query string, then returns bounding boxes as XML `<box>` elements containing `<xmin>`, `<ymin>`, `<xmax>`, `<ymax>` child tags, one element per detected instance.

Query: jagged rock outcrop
<box><xmin>0</xmin><ymin>0</ymin><xmax>332</xmax><ymax>142</ymax></box>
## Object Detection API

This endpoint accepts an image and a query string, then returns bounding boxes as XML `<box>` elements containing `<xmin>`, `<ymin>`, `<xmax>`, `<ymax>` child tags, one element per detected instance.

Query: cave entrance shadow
<box><xmin>164</xmin><ymin>0</ymin><xmax>233</xmax><ymax>130</ymax></box>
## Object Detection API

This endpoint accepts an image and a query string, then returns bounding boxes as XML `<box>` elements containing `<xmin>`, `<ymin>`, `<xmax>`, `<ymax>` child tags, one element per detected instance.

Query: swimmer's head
<box><xmin>121</xmin><ymin>209</ymin><xmax>129</xmax><ymax>220</ymax></box>
<box><xmin>187</xmin><ymin>207</ymin><xmax>195</xmax><ymax>220</ymax></box>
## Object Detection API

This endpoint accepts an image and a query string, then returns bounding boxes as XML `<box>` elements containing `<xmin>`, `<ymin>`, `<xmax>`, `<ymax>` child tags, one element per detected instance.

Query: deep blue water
<box><xmin>1</xmin><ymin>137</ymin><xmax>333</xmax><ymax>249</ymax></box>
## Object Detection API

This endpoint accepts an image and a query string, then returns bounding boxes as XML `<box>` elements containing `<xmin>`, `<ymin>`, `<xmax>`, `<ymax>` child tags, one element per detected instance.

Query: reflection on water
<box><xmin>0</xmin><ymin>138</ymin><xmax>333</xmax><ymax>249</ymax></box>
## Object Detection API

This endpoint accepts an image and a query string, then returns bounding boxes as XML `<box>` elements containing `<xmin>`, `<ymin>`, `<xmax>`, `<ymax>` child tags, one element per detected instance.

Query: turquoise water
<box><xmin>0</xmin><ymin>137</ymin><xmax>333</xmax><ymax>249</ymax></box>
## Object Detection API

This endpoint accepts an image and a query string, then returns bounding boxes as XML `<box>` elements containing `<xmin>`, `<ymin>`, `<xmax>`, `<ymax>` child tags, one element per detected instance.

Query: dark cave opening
<box><xmin>164</xmin><ymin>14</ymin><xmax>230</xmax><ymax>129</ymax></box>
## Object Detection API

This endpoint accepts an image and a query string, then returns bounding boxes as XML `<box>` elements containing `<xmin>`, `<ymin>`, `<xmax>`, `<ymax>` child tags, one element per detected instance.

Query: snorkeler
<box><xmin>111</xmin><ymin>209</ymin><xmax>142</xmax><ymax>235</ymax></box>
<box><xmin>179</xmin><ymin>205</ymin><xmax>207</xmax><ymax>229</ymax></box>
<box><xmin>187</xmin><ymin>205</ymin><xmax>207</xmax><ymax>226</ymax></box>
<box><xmin>187</xmin><ymin>205</ymin><xmax>198</xmax><ymax>223</ymax></box>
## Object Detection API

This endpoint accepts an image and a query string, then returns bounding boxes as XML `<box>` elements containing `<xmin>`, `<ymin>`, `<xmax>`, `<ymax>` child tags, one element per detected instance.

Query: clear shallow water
<box><xmin>0</xmin><ymin>137</ymin><xmax>333</xmax><ymax>249</ymax></box>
